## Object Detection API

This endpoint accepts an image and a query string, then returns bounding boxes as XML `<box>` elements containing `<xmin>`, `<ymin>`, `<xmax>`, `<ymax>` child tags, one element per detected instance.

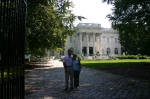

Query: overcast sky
<box><xmin>70</xmin><ymin>0</ymin><xmax>113</xmax><ymax>28</ymax></box>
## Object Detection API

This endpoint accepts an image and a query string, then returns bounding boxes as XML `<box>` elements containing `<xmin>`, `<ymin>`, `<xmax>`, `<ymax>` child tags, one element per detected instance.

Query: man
<box><xmin>63</xmin><ymin>49</ymin><xmax>73</xmax><ymax>91</ymax></box>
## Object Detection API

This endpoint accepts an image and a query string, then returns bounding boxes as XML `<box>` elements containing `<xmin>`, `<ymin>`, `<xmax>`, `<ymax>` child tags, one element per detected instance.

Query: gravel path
<box><xmin>25</xmin><ymin>60</ymin><xmax>150</xmax><ymax>99</ymax></box>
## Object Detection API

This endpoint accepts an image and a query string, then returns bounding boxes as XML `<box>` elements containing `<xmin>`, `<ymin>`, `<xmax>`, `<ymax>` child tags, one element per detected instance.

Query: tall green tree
<box><xmin>103</xmin><ymin>0</ymin><xmax>150</xmax><ymax>55</ymax></box>
<box><xmin>26</xmin><ymin>0</ymin><xmax>76</xmax><ymax>56</ymax></box>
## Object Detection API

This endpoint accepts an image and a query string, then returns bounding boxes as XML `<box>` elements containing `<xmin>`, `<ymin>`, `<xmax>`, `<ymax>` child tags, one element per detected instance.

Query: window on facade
<box><xmin>102</xmin><ymin>49</ymin><xmax>104</xmax><ymax>54</ymax></box>
<box><xmin>107</xmin><ymin>48</ymin><xmax>111</xmax><ymax>55</ymax></box>
<box><xmin>89</xmin><ymin>47</ymin><xmax>93</xmax><ymax>56</ymax></box>
<box><xmin>114</xmin><ymin>48</ymin><xmax>118</xmax><ymax>54</ymax></box>
<box><xmin>82</xmin><ymin>47</ymin><xmax>87</xmax><ymax>56</ymax></box>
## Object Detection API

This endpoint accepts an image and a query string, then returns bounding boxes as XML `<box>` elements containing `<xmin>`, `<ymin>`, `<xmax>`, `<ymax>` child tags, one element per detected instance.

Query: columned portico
<box><xmin>99</xmin><ymin>33</ymin><xmax>102</xmax><ymax>54</ymax></box>
<box><xmin>66</xmin><ymin>23</ymin><xmax>121</xmax><ymax>57</ymax></box>
<box><xmin>79</xmin><ymin>33</ymin><xmax>82</xmax><ymax>54</ymax></box>
<box><xmin>93</xmin><ymin>33</ymin><xmax>95</xmax><ymax>55</ymax></box>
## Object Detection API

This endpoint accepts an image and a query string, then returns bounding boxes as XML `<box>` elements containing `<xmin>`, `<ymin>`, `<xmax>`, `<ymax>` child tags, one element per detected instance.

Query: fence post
<box><xmin>0</xmin><ymin>0</ymin><xmax>26</xmax><ymax>98</ymax></box>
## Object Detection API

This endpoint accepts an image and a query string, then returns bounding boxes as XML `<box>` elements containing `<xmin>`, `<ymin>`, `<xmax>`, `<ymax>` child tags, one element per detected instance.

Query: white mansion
<box><xmin>65</xmin><ymin>23</ymin><xmax>121</xmax><ymax>57</ymax></box>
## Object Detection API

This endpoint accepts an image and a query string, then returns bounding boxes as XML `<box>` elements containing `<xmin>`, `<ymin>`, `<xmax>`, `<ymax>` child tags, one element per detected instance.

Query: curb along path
<box><xmin>25</xmin><ymin>60</ymin><xmax>150</xmax><ymax>99</ymax></box>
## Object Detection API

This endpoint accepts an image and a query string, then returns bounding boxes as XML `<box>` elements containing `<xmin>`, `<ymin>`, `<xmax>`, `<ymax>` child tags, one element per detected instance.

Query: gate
<box><xmin>0</xmin><ymin>0</ymin><xmax>26</xmax><ymax>98</ymax></box>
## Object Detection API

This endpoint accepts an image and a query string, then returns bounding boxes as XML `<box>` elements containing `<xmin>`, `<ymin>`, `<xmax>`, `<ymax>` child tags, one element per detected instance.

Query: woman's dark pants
<box><xmin>74</xmin><ymin>71</ymin><xmax>80</xmax><ymax>87</ymax></box>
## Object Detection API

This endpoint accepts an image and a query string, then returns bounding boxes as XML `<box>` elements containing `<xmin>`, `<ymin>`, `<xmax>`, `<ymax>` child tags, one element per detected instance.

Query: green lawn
<box><xmin>81</xmin><ymin>59</ymin><xmax>150</xmax><ymax>81</ymax></box>
<box><xmin>81</xmin><ymin>59</ymin><xmax>150</xmax><ymax>68</ymax></box>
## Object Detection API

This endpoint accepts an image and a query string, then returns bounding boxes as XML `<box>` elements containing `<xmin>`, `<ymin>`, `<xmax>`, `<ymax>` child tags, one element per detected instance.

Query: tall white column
<box><xmin>93</xmin><ymin>33</ymin><xmax>95</xmax><ymax>55</ymax></box>
<box><xmin>79</xmin><ymin>33</ymin><xmax>82</xmax><ymax>55</ymax></box>
<box><xmin>99</xmin><ymin>33</ymin><xmax>102</xmax><ymax>54</ymax></box>
<box><xmin>86</xmin><ymin>33</ymin><xmax>89</xmax><ymax>56</ymax></box>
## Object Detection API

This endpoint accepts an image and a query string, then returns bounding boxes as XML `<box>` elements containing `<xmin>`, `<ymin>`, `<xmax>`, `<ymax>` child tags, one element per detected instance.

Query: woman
<box><xmin>72</xmin><ymin>54</ymin><xmax>82</xmax><ymax>88</ymax></box>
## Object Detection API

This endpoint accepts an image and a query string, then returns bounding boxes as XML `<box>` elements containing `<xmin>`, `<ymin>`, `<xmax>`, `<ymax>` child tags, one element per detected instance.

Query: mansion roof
<box><xmin>77</xmin><ymin>23</ymin><xmax>118</xmax><ymax>34</ymax></box>
<box><xmin>77</xmin><ymin>23</ymin><xmax>101</xmax><ymax>29</ymax></box>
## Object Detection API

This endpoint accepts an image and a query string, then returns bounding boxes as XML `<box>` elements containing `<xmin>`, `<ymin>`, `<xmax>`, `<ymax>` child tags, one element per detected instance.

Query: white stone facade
<box><xmin>65</xmin><ymin>23</ymin><xmax>121</xmax><ymax>56</ymax></box>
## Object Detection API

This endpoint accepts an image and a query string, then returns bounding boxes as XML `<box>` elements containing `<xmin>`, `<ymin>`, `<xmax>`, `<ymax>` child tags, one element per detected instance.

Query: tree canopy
<box><xmin>26</xmin><ymin>0</ymin><xmax>76</xmax><ymax>56</ymax></box>
<box><xmin>103</xmin><ymin>0</ymin><xmax>150</xmax><ymax>55</ymax></box>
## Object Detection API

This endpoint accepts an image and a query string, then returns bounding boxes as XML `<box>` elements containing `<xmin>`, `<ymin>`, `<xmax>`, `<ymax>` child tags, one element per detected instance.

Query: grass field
<box><xmin>81</xmin><ymin>59</ymin><xmax>150</xmax><ymax>68</ymax></box>
<box><xmin>81</xmin><ymin>59</ymin><xmax>150</xmax><ymax>81</ymax></box>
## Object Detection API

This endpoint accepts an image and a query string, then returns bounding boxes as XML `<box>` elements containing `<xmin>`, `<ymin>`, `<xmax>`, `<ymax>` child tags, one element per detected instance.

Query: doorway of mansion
<box><xmin>82</xmin><ymin>47</ymin><xmax>87</xmax><ymax>56</ymax></box>
<box><xmin>89</xmin><ymin>47</ymin><xmax>93</xmax><ymax>56</ymax></box>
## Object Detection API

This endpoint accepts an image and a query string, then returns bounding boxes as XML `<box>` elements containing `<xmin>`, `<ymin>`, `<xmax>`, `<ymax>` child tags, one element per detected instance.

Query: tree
<box><xmin>103</xmin><ymin>0</ymin><xmax>150</xmax><ymax>55</ymax></box>
<box><xmin>26</xmin><ymin>0</ymin><xmax>76</xmax><ymax>56</ymax></box>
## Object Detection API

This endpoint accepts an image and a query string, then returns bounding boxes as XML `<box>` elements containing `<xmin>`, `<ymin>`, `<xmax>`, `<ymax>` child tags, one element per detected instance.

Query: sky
<box><xmin>70</xmin><ymin>0</ymin><xmax>113</xmax><ymax>28</ymax></box>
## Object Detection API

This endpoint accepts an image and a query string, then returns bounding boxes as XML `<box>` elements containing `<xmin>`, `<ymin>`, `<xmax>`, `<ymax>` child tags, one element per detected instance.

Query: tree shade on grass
<box><xmin>81</xmin><ymin>59</ymin><xmax>150</xmax><ymax>81</ymax></box>
<box><xmin>81</xmin><ymin>59</ymin><xmax>150</xmax><ymax>68</ymax></box>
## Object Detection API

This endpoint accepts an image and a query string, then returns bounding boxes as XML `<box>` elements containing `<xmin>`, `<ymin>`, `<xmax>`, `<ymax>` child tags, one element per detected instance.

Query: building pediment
<box><xmin>77</xmin><ymin>23</ymin><xmax>101</xmax><ymax>29</ymax></box>
<box><xmin>77</xmin><ymin>23</ymin><xmax>118</xmax><ymax>34</ymax></box>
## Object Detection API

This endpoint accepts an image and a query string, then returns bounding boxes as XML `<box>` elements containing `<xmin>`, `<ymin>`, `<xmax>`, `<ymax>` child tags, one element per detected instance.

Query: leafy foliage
<box><xmin>26</xmin><ymin>0</ymin><xmax>76</xmax><ymax>56</ymax></box>
<box><xmin>112</xmin><ymin>55</ymin><xmax>150</xmax><ymax>59</ymax></box>
<box><xmin>103</xmin><ymin>0</ymin><xmax>150</xmax><ymax>55</ymax></box>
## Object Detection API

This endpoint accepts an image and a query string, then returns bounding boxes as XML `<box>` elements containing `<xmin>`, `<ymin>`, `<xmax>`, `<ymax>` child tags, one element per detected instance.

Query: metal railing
<box><xmin>0</xmin><ymin>0</ymin><xmax>26</xmax><ymax>98</ymax></box>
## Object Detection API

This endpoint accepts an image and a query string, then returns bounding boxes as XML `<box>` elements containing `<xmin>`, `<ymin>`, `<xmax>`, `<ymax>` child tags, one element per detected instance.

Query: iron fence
<box><xmin>0</xmin><ymin>0</ymin><xmax>26</xmax><ymax>98</ymax></box>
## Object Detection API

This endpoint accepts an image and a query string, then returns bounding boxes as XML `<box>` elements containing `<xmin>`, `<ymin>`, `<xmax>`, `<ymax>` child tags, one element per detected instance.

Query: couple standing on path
<box><xmin>63</xmin><ymin>49</ymin><xmax>82</xmax><ymax>91</ymax></box>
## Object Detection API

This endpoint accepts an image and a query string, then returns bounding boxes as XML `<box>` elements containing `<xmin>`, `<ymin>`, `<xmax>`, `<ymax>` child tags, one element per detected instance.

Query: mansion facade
<box><xmin>65</xmin><ymin>23</ymin><xmax>121</xmax><ymax>56</ymax></box>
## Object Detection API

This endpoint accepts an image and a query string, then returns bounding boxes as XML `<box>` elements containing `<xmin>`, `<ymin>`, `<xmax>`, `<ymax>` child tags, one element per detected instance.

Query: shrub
<box><xmin>113</xmin><ymin>55</ymin><xmax>150</xmax><ymax>59</ymax></box>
